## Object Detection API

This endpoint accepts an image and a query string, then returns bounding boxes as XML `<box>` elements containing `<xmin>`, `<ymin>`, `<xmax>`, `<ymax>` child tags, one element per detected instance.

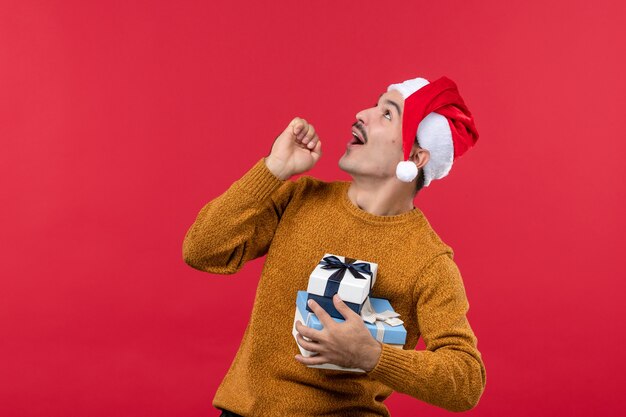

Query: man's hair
<box><xmin>414</xmin><ymin>138</ymin><xmax>426</xmax><ymax>195</ymax></box>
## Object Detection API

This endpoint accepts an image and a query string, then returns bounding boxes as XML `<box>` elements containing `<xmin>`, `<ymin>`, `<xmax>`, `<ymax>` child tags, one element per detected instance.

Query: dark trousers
<box><xmin>219</xmin><ymin>409</ymin><xmax>244</xmax><ymax>417</ymax></box>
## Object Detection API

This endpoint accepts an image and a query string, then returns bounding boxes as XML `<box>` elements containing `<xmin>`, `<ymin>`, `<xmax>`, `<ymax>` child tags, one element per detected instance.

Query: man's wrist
<box><xmin>361</xmin><ymin>340</ymin><xmax>383</xmax><ymax>372</ymax></box>
<box><xmin>264</xmin><ymin>156</ymin><xmax>290</xmax><ymax>180</ymax></box>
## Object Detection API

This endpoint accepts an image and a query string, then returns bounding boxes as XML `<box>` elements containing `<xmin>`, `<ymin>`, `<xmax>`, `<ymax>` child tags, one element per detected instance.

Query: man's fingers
<box><xmin>304</xmin><ymin>131</ymin><xmax>317</xmax><ymax>147</ymax></box>
<box><xmin>295</xmin><ymin>320</ymin><xmax>323</xmax><ymax>342</ymax></box>
<box><xmin>291</xmin><ymin>117</ymin><xmax>305</xmax><ymax>138</ymax></box>
<box><xmin>288</xmin><ymin>117</ymin><xmax>319</xmax><ymax>148</ymax></box>
<box><xmin>305</xmin><ymin>134</ymin><xmax>318</xmax><ymax>149</ymax></box>
<box><xmin>307</xmin><ymin>298</ymin><xmax>334</xmax><ymax>327</ymax></box>
<box><xmin>293</xmin><ymin>119</ymin><xmax>309</xmax><ymax>140</ymax></box>
<box><xmin>293</xmin><ymin>122</ymin><xmax>304</xmax><ymax>141</ymax></box>
<box><xmin>295</xmin><ymin>332</ymin><xmax>320</xmax><ymax>352</ymax></box>
<box><xmin>291</xmin><ymin>117</ymin><xmax>303</xmax><ymax>130</ymax></box>
<box><xmin>311</xmin><ymin>140</ymin><xmax>322</xmax><ymax>160</ymax></box>
<box><xmin>302</xmin><ymin>125</ymin><xmax>316</xmax><ymax>143</ymax></box>
<box><xmin>332</xmin><ymin>294</ymin><xmax>358</xmax><ymax>320</ymax></box>
<box><xmin>286</xmin><ymin>118</ymin><xmax>321</xmax><ymax>159</ymax></box>
<box><xmin>298</xmin><ymin>126</ymin><xmax>311</xmax><ymax>141</ymax></box>
<box><xmin>295</xmin><ymin>353</ymin><xmax>330</xmax><ymax>366</ymax></box>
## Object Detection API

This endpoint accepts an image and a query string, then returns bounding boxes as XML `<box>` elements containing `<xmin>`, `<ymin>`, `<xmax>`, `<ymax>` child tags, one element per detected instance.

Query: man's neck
<box><xmin>347</xmin><ymin>177</ymin><xmax>416</xmax><ymax>217</ymax></box>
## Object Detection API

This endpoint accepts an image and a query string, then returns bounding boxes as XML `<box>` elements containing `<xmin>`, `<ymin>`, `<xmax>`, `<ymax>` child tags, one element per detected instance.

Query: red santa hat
<box><xmin>387</xmin><ymin>76</ymin><xmax>479</xmax><ymax>186</ymax></box>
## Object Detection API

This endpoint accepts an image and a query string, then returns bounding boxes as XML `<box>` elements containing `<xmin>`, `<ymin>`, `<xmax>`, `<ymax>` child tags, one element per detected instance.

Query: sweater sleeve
<box><xmin>366</xmin><ymin>254</ymin><xmax>487</xmax><ymax>412</ymax></box>
<box><xmin>182</xmin><ymin>158</ymin><xmax>296</xmax><ymax>274</ymax></box>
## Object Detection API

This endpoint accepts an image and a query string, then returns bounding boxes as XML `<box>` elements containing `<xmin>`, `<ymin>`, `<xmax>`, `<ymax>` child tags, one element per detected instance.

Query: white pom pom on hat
<box><xmin>396</xmin><ymin>160</ymin><xmax>419</xmax><ymax>182</ymax></box>
<box><xmin>387</xmin><ymin>76</ymin><xmax>479</xmax><ymax>186</ymax></box>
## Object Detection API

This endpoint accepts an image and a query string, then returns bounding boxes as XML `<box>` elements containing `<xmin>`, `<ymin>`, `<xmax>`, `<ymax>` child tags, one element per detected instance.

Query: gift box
<box><xmin>293</xmin><ymin>290</ymin><xmax>406</xmax><ymax>372</ymax></box>
<box><xmin>306</xmin><ymin>254</ymin><xmax>378</xmax><ymax>319</ymax></box>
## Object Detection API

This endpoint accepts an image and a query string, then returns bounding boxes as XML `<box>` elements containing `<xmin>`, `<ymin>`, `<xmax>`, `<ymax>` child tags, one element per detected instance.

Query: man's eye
<box><xmin>384</xmin><ymin>110</ymin><xmax>391</xmax><ymax>121</ymax></box>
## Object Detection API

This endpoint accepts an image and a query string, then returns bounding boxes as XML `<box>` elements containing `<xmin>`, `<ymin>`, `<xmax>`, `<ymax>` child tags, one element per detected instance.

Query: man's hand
<box><xmin>294</xmin><ymin>294</ymin><xmax>382</xmax><ymax>371</ymax></box>
<box><xmin>265</xmin><ymin>117</ymin><xmax>322</xmax><ymax>180</ymax></box>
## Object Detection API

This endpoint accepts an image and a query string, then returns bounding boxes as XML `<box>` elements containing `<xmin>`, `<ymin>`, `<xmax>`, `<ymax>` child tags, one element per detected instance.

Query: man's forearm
<box><xmin>182</xmin><ymin>159</ymin><xmax>286</xmax><ymax>273</ymax></box>
<box><xmin>367</xmin><ymin>344</ymin><xmax>486</xmax><ymax>412</ymax></box>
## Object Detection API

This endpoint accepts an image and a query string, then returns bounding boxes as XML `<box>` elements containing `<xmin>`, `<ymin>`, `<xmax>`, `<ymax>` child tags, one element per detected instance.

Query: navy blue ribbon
<box><xmin>320</xmin><ymin>255</ymin><xmax>373</xmax><ymax>298</ymax></box>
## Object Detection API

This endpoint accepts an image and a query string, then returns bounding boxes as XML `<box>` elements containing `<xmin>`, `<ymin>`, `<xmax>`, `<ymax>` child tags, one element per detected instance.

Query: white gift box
<box><xmin>306</xmin><ymin>253</ymin><xmax>378</xmax><ymax>311</ymax></box>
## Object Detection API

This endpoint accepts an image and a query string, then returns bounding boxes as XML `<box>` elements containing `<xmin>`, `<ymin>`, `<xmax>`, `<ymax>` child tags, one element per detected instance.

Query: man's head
<box><xmin>339</xmin><ymin>76</ymin><xmax>479</xmax><ymax>193</ymax></box>
<box><xmin>338</xmin><ymin>89</ymin><xmax>430</xmax><ymax>193</ymax></box>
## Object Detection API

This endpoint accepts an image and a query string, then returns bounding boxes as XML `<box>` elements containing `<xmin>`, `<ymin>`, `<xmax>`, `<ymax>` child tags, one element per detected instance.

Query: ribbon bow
<box><xmin>320</xmin><ymin>255</ymin><xmax>373</xmax><ymax>298</ymax></box>
<box><xmin>358</xmin><ymin>298</ymin><xmax>404</xmax><ymax>341</ymax></box>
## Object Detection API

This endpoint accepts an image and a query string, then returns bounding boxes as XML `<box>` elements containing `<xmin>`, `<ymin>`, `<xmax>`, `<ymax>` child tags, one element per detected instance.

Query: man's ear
<box><xmin>409</xmin><ymin>144</ymin><xmax>430</xmax><ymax>169</ymax></box>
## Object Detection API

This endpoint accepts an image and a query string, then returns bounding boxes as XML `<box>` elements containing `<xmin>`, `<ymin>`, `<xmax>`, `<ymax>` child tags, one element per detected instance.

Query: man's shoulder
<box><xmin>410</xmin><ymin>209</ymin><xmax>455</xmax><ymax>259</ymax></box>
<box><xmin>293</xmin><ymin>174</ymin><xmax>341</xmax><ymax>186</ymax></box>
<box><xmin>290</xmin><ymin>174</ymin><xmax>346</xmax><ymax>198</ymax></box>
<box><xmin>266</xmin><ymin>175</ymin><xmax>345</xmax><ymax>215</ymax></box>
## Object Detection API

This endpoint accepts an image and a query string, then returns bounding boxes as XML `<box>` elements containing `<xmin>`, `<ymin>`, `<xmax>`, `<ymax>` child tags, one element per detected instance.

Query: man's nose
<box><xmin>355</xmin><ymin>108</ymin><xmax>368</xmax><ymax>124</ymax></box>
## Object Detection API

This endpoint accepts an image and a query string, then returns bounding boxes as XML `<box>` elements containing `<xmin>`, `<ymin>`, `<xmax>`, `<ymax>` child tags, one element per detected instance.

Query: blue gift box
<box><xmin>295</xmin><ymin>291</ymin><xmax>407</xmax><ymax>345</ymax></box>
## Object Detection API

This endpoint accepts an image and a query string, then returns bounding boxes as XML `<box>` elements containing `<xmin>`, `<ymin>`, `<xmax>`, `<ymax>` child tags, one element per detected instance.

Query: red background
<box><xmin>2</xmin><ymin>1</ymin><xmax>625</xmax><ymax>416</ymax></box>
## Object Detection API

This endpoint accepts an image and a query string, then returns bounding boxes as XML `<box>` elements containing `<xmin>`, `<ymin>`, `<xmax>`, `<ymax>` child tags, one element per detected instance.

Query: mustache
<box><xmin>352</xmin><ymin>121</ymin><xmax>368</xmax><ymax>143</ymax></box>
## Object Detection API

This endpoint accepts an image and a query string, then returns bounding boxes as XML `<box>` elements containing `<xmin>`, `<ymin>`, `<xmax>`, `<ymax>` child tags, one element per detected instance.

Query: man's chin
<box><xmin>337</xmin><ymin>154</ymin><xmax>351</xmax><ymax>173</ymax></box>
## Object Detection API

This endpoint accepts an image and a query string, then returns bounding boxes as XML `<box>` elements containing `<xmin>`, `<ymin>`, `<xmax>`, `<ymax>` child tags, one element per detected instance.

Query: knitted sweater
<box><xmin>182</xmin><ymin>158</ymin><xmax>486</xmax><ymax>416</ymax></box>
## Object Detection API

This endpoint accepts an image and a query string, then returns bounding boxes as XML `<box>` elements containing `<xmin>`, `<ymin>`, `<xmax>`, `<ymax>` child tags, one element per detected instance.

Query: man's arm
<box><xmin>295</xmin><ymin>254</ymin><xmax>486</xmax><ymax>412</ymax></box>
<box><xmin>367</xmin><ymin>254</ymin><xmax>486</xmax><ymax>411</ymax></box>
<box><xmin>182</xmin><ymin>158</ymin><xmax>290</xmax><ymax>274</ymax></box>
<box><xmin>182</xmin><ymin>117</ymin><xmax>322</xmax><ymax>274</ymax></box>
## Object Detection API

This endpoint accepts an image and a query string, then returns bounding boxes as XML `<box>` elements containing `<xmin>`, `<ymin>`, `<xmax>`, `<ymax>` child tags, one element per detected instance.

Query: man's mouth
<box><xmin>349</xmin><ymin>125</ymin><xmax>367</xmax><ymax>146</ymax></box>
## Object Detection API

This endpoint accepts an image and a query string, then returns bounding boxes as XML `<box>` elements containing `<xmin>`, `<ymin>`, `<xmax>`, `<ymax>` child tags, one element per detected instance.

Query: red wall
<box><xmin>2</xmin><ymin>1</ymin><xmax>625</xmax><ymax>416</ymax></box>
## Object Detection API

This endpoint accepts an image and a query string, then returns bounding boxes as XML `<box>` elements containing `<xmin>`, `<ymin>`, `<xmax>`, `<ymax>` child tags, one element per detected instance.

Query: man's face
<box><xmin>338</xmin><ymin>89</ymin><xmax>405</xmax><ymax>179</ymax></box>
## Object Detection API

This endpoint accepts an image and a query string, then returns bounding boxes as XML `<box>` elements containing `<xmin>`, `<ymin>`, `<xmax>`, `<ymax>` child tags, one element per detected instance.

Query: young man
<box><xmin>183</xmin><ymin>76</ymin><xmax>486</xmax><ymax>416</ymax></box>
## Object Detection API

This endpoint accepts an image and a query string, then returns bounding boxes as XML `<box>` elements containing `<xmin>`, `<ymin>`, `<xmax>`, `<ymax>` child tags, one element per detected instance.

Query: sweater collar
<box><xmin>338</xmin><ymin>181</ymin><xmax>426</xmax><ymax>225</ymax></box>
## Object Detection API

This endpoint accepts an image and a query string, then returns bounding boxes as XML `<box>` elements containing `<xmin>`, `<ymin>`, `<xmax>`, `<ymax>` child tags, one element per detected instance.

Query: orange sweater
<box><xmin>182</xmin><ymin>159</ymin><xmax>486</xmax><ymax>416</ymax></box>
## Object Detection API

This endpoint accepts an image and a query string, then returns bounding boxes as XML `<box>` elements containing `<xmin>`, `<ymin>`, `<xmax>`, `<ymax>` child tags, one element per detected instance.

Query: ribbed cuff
<box><xmin>236</xmin><ymin>158</ymin><xmax>286</xmax><ymax>201</ymax></box>
<box><xmin>367</xmin><ymin>343</ymin><xmax>420</xmax><ymax>388</ymax></box>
